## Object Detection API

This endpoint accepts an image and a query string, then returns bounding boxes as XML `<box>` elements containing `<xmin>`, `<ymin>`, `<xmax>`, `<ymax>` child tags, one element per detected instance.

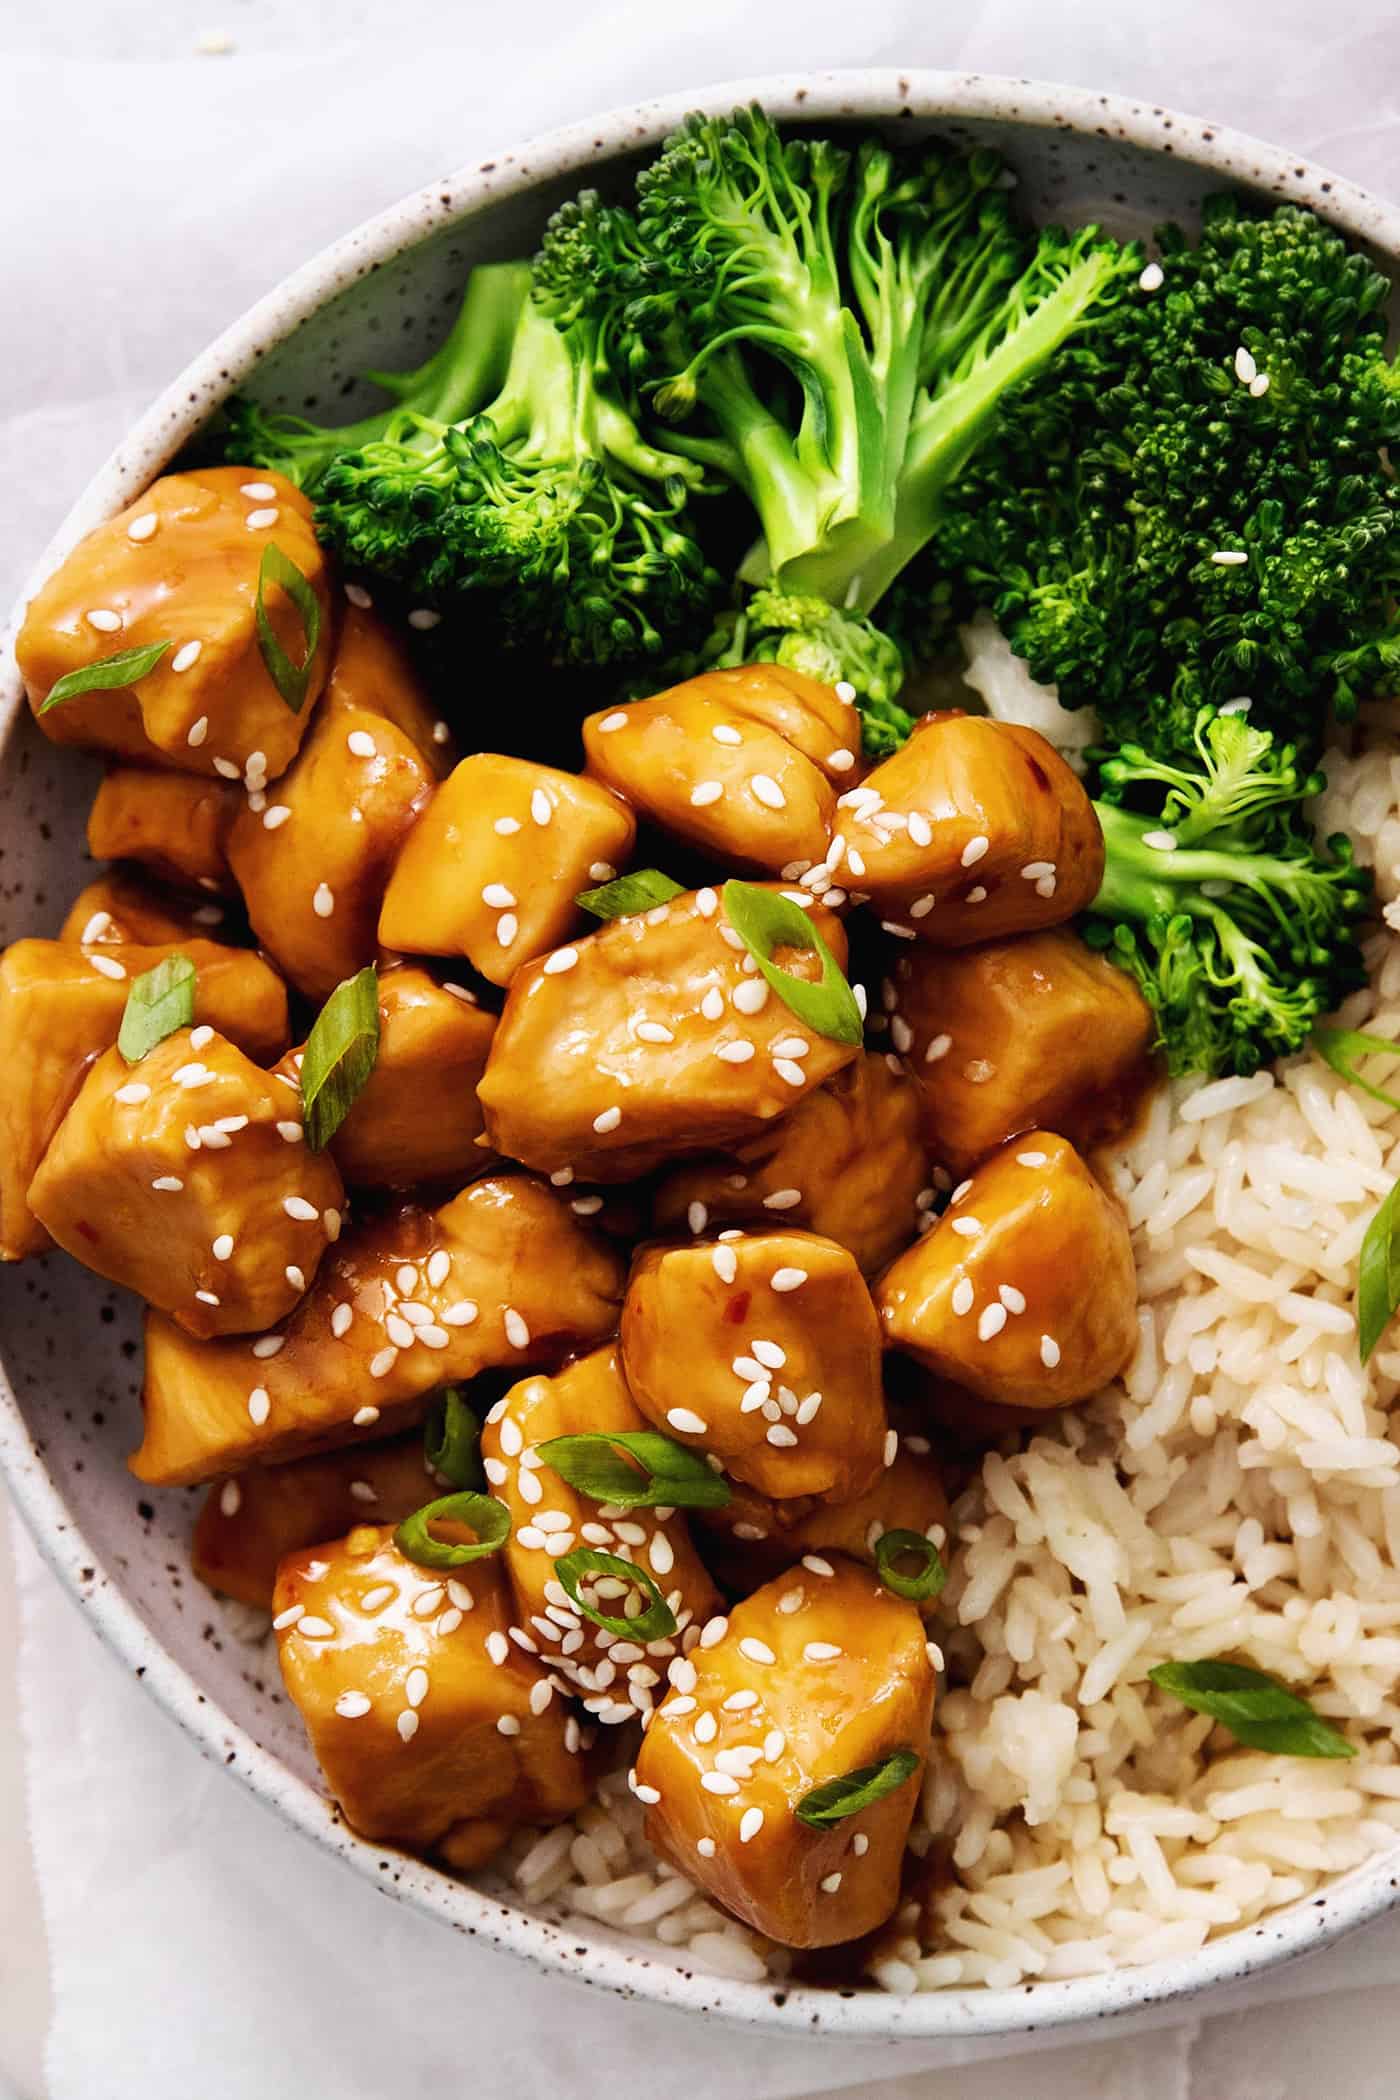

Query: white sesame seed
<box><xmin>999</xmin><ymin>1283</ymin><xmax>1027</xmax><ymax>1314</ymax></box>
<box><xmin>978</xmin><ymin>1303</ymin><xmax>1008</xmax><ymax>1341</ymax></box>
<box><xmin>597</xmin><ymin>711</ymin><xmax>629</xmax><ymax>734</ymax></box>
<box><xmin>217</xmin><ymin>1480</ymin><xmax>241</xmax><ymax>1520</ymax></box>
<box><xmin>1142</xmin><ymin>830</ymin><xmax>1179</xmax><ymax>852</ymax></box>
<box><xmin>951</xmin><ymin>1278</ymin><xmax>975</xmax><ymax>1317</ymax></box>
<box><xmin>960</xmin><ymin>835</ymin><xmax>990</xmax><ymax>867</ymax></box>
<box><xmin>951</xmin><ymin>1217</ymin><xmax>982</xmax><ymax>1239</ymax></box>
<box><xmin>738</xmin><ymin>1637</ymin><xmax>775</xmax><ymax>1666</ymax></box>
<box><xmin>334</xmin><ymin>1690</ymin><xmax>372</xmax><ymax>1719</ymax></box>
<box><xmin>693</xmin><ymin>888</ymin><xmax>719</xmax><ymax>922</ymax></box>
<box><xmin>542</xmin><ymin>947</ymin><xmax>580</xmax><ymax>979</ymax></box>
<box><xmin>482</xmin><ymin>883</ymin><xmax>517</xmax><ymax>909</ymax></box>
<box><xmin>369</xmin><ymin>1348</ymin><xmax>398</xmax><ymax>1379</ymax></box>
<box><xmin>403</xmin><ymin>1666</ymin><xmax>430</xmax><ymax>1709</ymax></box>
<box><xmin>245</xmin><ymin>506</ymin><xmax>279</xmax><ymax>530</ymax></box>
<box><xmin>771</xmin><ymin>1268</ymin><xmax>807</xmax><ymax>1293</ymax></box>
<box><xmin>86</xmin><ymin>607</ymin><xmax>122</xmax><ymax>633</ymax></box>
<box><xmin>570</xmin><ymin>1195</ymin><xmax>604</xmax><ymax>1218</ymax></box>
<box><xmin>495</xmin><ymin>913</ymin><xmax>519</xmax><ymax>947</ymax></box>
<box><xmin>732</xmin><ymin>978</ymin><xmax>768</xmax><ymax>1016</ymax></box>
<box><xmin>1138</xmin><ymin>260</ymin><xmax>1164</xmax><ymax>292</ymax></box>
<box><xmin>385</xmin><ymin>1313</ymin><xmax>415</xmax><ymax>1350</ymax></box>
<box><xmin>114</xmin><ymin>1081</ymin><xmax>151</xmax><ymax>1105</ymax></box>
<box><xmin>1017</xmin><ymin>1150</ymin><xmax>1049</xmax><ymax>1168</ymax></box>
<box><xmin>804</xmin><ymin>1642</ymin><xmax>842</xmax><ymax>1663</ymax></box>
<box><xmin>666</xmin><ymin>1408</ymin><xmax>707</xmax><ymax>1436</ymax></box>
<box><xmin>700</xmin><ymin>1771</ymin><xmax>739</xmax><ymax>1796</ymax></box>
<box><xmin>589</xmin><ymin>862</ymin><xmax>616</xmax><ymax>883</ymax></box>
<box><xmin>247</xmin><ymin>1388</ymin><xmax>271</xmax><ymax>1426</ymax></box>
<box><xmin>1040</xmin><ymin>1334</ymin><xmax>1061</xmax><ymax>1368</ymax></box>
<box><xmin>127</xmin><ymin>511</ymin><xmax>159</xmax><ymax>542</ymax></box>
<box><xmin>1249</xmin><ymin>372</ymin><xmax>1271</xmax><ymax>398</ymax></box>
<box><xmin>88</xmin><ymin>953</ymin><xmax>127</xmax><ymax>981</ymax></box>
<box><xmin>820</xmin><ymin>1872</ymin><xmax>844</xmax><ymax>1894</ymax></box>
<box><xmin>211</xmin><ymin>1233</ymin><xmax>234</xmax><ymax>1261</ymax></box>
<box><xmin>425</xmin><ymin>1249</ymin><xmax>451</xmax><ymax>1289</ymax></box>
<box><xmin>152</xmin><ymin>1175</ymin><xmax>184</xmax><ymax>1193</ymax></box>
<box><xmin>396</xmin><ymin>1710</ymin><xmax>420</xmax><ymax>1743</ymax></box>
<box><xmin>282</xmin><ymin>1196</ymin><xmax>318</xmax><ymax>1223</ymax></box>
<box><xmin>194</xmin><ymin>1289</ymin><xmax>221</xmax><ymax>1307</ymax></box>
<box><xmin>1234</xmin><ymin>344</ymin><xmax>1257</xmax><ymax>385</ymax></box>
<box><xmin>881</xmin><ymin>920</ymin><xmax>916</xmax><ymax>940</ymax></box>
<box><xmin>591</xmin><ymin>1105</ymin><xmax>622</xmax><ymax>1135</ymax></box>
<box><xmin>441</xmin><ymin>1300</ymin><xmax>478</xmax><ymax>1327</ymax></box>
<box><xmin>762</xmin><ymin>1187</ymin><xmax>803</xmax><ymax>1212</ymax></box>
<box><xmin>690</xmin><ymin>780</ymin><xmax>723</xmax><ymax>807</ymax></box>
<box><xmin>711</xmin><ymin>1244</ymin><xmax>738</xmax><ymax>1285</ymax></box>
<box><xmin>828</xmin><ymin>747</ymin><xmax>856</xmax><ymax>775</ymax></box>
<box><xmin>312</xmin><ymin>883</ymin><xmax>334</xmax><ymax>918</ymax></box>
<box><xmin>1210</xmin><ymin>549</ymin><xmax>1248</xmax><ymax>566</ymax></box>
<box><xmin>212</xmin><ymin>756</ymin><xmax>240</xmax><ymax>779</ymax></box>
<box><xmin>749</xmin><ymin>1339</ymin><xmax>785</xmax><ymax>1370</ymax></box>
<box><xmin>711</xmin><ymin>723</ymin><xmax>744</xmax><ymax>747</ymax></box>
<box><xmin>687</xmin><ymin>1201</ymin><xmax>708</xmax><ymax>1235</ymax></box>
<box><xmin>716</xmin><ymin>1040</ymin><xmax>755</xmax><ymax>1065</ymax></box>
<box><xmin>504</xmin><ymin>1308</ymin><xmax>530</xmax><ymax>1350</ymax></box>
<box><xmin>285</xmin><ymin>1266</ymin><xmax>305</xmax><ymax>1294</ymax></box>
<box><xmin>700</xmin><ymin>987</ymin><xmax>725</xmax><ymax>1022</ymax></box>
<box><xmin>272</xmin><ymin>1604</ymin><xmax>304</xmax><ymax>1630</ymax></box>
<box><xmin>749</xmin><ymin>773</ymin><xmax>786</xmax><ymax>810</ymax></box>
<box><xmin>738</xmin><ymin>1806</ymin><xmax>765</xmax><ymax>1844</ymax></box>
<box><xmin>773</xmin><ymin>1058</ymin><xmax>804</xmax><ymax>1087</ymax></box>
<box><xmin>635</xmin><ymin>1020</ymin><xmax>675</xmax><ymax>1046</ymax></box>
<box><xmin>884</xmin><ymin>1427</ymin><xmax>899</xmax><ymax>1467</ymax></box>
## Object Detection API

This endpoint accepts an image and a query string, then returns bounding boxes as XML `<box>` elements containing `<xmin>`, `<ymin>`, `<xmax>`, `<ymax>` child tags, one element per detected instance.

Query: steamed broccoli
<box><xmin>923</xmin><ymin>196</ymin><xmax>1400</xmax><ymax>759</ymax></box>
<box><xmin>536</xmin><ymin>108</ymin><xmax>1138</xmax><ymax>713</ymax></box>
<box><xmin>1085</xmin><ymin>710</ymin><xmax>1370</xmax><ymax>1076</ymax></box>
<box><xmin>225</xmin><ymin>262</ymin><xmax>532</xmax><ymax>492</ymax></box>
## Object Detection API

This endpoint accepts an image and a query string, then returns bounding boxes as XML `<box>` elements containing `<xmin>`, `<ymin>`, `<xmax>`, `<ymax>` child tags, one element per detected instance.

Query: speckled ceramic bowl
<box><xmin>4</xmin><ymin>70</ymin><xmax>1400</xmax><ymax>2049</ymax></box>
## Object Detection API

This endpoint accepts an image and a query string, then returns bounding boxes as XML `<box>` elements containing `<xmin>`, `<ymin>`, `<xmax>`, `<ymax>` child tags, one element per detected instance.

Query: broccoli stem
<box><xmin>362</xmin><ymin>262</ymin><xmax>533</xmax><ymax>424</ymax></box>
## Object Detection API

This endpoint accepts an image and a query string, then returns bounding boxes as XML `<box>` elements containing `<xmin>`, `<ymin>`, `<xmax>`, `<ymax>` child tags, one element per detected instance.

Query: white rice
<box><xmin>480</xmin><ymin>728</ymin><xmax>1400</xmax><ymax>1990</ymax></box>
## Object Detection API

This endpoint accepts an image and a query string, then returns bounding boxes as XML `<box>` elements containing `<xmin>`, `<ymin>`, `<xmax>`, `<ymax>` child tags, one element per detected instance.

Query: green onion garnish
<box><xmin>874</xmin><ymin>1528</ymin><xmax>947</xmax><ymax>1603</ymax></box>
<box><xmin>1148</xmin><ymin>1658</ymin><xmax>1356</xmax><ymax>1759</ymax></box>
<box><xmin>1358</xmin><ymin>1172</ymin><xmax>1400</xmax><ymax>1364</ymax></box>
<box><xmin>395</xmin><ymin>1491</ymin><xmax>512</xmax><ymax>1569</ymax></box>
<box><xmin>576</xmin><ymin>869</ymin><xmax>685</xmax><ymax>921</ymax></box>
<box><xmin>721</xmin><ymin>880</ymin><xmax>862</xmax><ymax>1046</ymax></box>
<box><xmin>794</xmin><ymin>1747</ymin><xmax>921</xmax><ymax>1826</ymax></box>
<box><xmin>535</xmin><ymin>1429</ymin><xmax>731</xmax><ymax>1511</ymax></box>
<box><xmin>300</xmin><ymin>966</ymin><xmax>380</xmax><ymax>1152</ymax></box>
<box><xmin>116</xmin><ymin>952</ymin><xmax>196</xmax><ymax>1063</ymax></box>
<box><xmin>424</xmin><ymin>1388</ymin><xmax>482</xmax><ymax>1490</ymax></box>
<box><xmin>39</xmin><ymin>640</ymin><xmax>171</xmax><ymax>717</ymax></box>
<box><xmin>1313</xmin><ymin>1027</ymin><xmax>1400</xmax><ymax>1116</ymax></box>
<box><xmin>254</xmin><ymin>542</ymin><xmax>322</xmax><ymax>713</ymax></box>
<box><xmin>553</xmin><ymin>1547</ymin><xmax>678</xmax><ymax>1640</ymax></box>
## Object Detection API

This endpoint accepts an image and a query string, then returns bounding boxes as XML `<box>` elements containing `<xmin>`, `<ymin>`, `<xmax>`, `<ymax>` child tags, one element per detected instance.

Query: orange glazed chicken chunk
<box><xmin>60</xmin><ymin>872</ymin><xmax>229</xmax><ymax>949</ymax></box>
<box><xmin>86</xmin><ymin>765</ymin><xmax>236</xmax><ymax>896</ymax></box>
<box><xmin>634</xmin><ymin>1559</ymin><xmax>934</xmax><ymax>1947</ymax></box>
<box><xmin>877</xmin><ymin>1131</ymin><xmax>1137</xmax><ymax>1409</ymax></box>
<box><xmin>378</xmin><ymin>753</ymin><xmax>636</xmax><ymax>987</ymax></box>
<box><xmin>831</xmin><ymin>714</ymin><xmax>1103</xmax><ymax>944</ymax></box>
<box><xmin>275</xmin><ymin>1526</ymin><xmax>588</xmax><ymax>1868</ymax></box>
<box><xmin>17</xmin><ymin>468</ymin><xmax>331</xmax><ymax>781</ymax></box>
<box><xmin>0</xmin><ymin>937</ymin><xmax>287</xmax><ymax>1263</ymax></box>
<box><xmin>889</xmin><ymin>928</ymin><xmax>1155</xmax><ymax>1172</ymax></box>
<box><xmin>477</xmin><ymin>886</ymin><xmax>857</xmax><ymax>1182</ymax></box>
<box><xmin>226</xmin><ymin>693</ymin><xmax>437</xmax><ymax>1003</ymax></box>
<box><xmin>131</xmin><ymin>1175</ymin><xmax>624</xmax><ymax>1485</ymax></box>
<box><xmin>28</xmin><ymin>1027</ymin><xmax>344</xmax><ymax>1339</ymax></box>
<box><xmin>652</xmin><ymin>1051</ymin><xmax>929</xmax><ymax>1277</ymax></box>
<box><xmin>481</xmin><ymin>1345</ymin><xmax>720</xmax><ymax>1719</ymax></box>
<box><xmin>581</xmin><ymin>665</ymin><xmax>861</xmax><ymax>877</ymax></box>
<box><xmin>621</xmin><ymin>1228</ymin><xmax>888</xmax><ymax>1504</ymax></box>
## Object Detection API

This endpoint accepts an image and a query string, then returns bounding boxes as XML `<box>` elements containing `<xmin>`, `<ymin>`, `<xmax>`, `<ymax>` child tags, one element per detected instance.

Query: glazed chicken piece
<box><xmin>634</xmin><ymin>1558</ymin><xmax>934</xmax><ymax>1947</ymax></box>
<box><xmin>0</xmin><ymin>937</ymin><xmax>287</xmax><ymax>1262</ymax></box>
<box><xmin>277</xmin><ymin>965</ymin><xmax>498</xmax><ymax>1189</ymax></box>
<box><xmin>694</xmin><ymin>1420</ymin><xmax>950</xmax><ymax>1607</ymax></box>
<box><xmin>321</xmin><ymin>601</ymin><xmax>455</xmax><ymax>777</ymax></box>
<box><xmin>888</xmin><ymin>929</ymin><xmax>1155</xmax><ymax>1173</ymax></box>
<box><xmin>17</xmin><ymin>468</ymin><xmax>332</xmax><ymax>782</ymax></box>
<box><xmin>194</xmin><ymin>1434</ymin><xmax>436</xmax><ymax>1608</ymax></box>
<box><xmin>87</xmin><ymin>766</ymin><xmax>236</xmax><ymax>896</ymax></box>
<box><xmin>621</xmin><ymin>1228</ymin><xmax>887</xmax><ymax>1504</ymax></box>
<box><xmin>377</xmin><ymin>753</ymin><xmax>636</xmax><ymax>988</ymax></box>
<box><xmin>652</xmin><ymin>1052</ymin><xmax>929</xmax><ymax>1277</ymax></box>
<box><xmin>581</xmin><ymin>666</ymin><xmax>862</xmax><ymax>877</ymax></box>
<box><xmin>477</xmin><ymin>886</ymin><xmax>858</xmax><ymax>1182</ymax></box>
<box><xmin>480</xmin><ymin>1344</ymin><xmax>720</xmax><ymax>1720</ymax></box>
<box><xmin>226</xmin><ymin>693</ymin><xmax>437</xmax><ymax>1003</ymax></box>
<box><xmin>131</xmin><ymin>1174</ymin><xmax>624</xmax><ymax>1484</ymax></box>
<box><xmin>877</xmin><ymin>1131</ymin><xmax>1137</xmax><ymax>1409</ymax></box>
<box><xmin>60</xmin><ymin>872</ymin><xmax>231</xmax><ymax>948</ymax></box>
<box><xmin>28</xmin><ymin>1027</ymin><xmax>344</xmax><ymax>1339</ymax></box>
<box><xmin>830</xmin><ymin>714</ymin><xmax>1103</xmax><ymax>944</ymax></box>
<box><xmin>275</xmin><ymin>1525</ymin><xmax>589</xmax><ymax>1867</ymax></box>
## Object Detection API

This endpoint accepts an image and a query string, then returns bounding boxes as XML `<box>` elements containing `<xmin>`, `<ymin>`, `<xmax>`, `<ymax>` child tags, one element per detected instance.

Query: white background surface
<box><xmin>5</xmin><ymin>2</ymin><xmax>1400</xmax><ymax>2095</ymax></box>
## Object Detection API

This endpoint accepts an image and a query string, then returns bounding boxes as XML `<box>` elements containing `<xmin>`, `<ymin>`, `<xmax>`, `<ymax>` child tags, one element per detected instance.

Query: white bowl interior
<box><xmin>4</xmin><ymin>71</ymin><xmax>1400</xmax><ymax>2039</ymax></box>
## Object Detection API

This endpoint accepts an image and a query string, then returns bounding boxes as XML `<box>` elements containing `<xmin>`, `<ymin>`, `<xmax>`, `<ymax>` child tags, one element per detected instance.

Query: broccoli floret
<box><xmin>1084</xmin><ymin>710</ymin><xmax>1370</xmax><ymax>1076</ymax></box>
<box><xmin>223</xmin><ymin>262</ymin><xmax>532</xmax><ymax>491</ymax></box>
<box><xmin>706</xmin><ymin>588</ymin><xmax>914</xmax><ymax>755</ymax></box>
<box><xmin>308</xmin><ymin>293</ymin><xmax>723</xmax><ymax>667</ymax></box>
<box><xmin>539</xmin><ymin>108</ymin><xmax>1138</xmax><ymax>616</ymax></box>
<box><xmin>924</xmin><ymin>196</ymin><xmax>1400</xmax><ymax>758</ymax></box>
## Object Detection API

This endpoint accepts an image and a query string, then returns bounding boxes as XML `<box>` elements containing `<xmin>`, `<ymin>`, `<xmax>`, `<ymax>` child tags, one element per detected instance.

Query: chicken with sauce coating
<box><xmin>87</xmin><ymin>766</ymin><xmax>236</xmax><ymax>897</ymax></box>
<box><xmin>29</xmin><ymin>1025</ymin><xmax>344</xmax><ymax>1338</ymax></box>
<box><xmin>634</xmin><ymin>1558</ymin><xmax>934</xmax><ymax>1947</ymax></box>
<box><xmin>274</xmin><ymin>1526</ymin><xmax>589</xmax><ymax>1867</ymax></box>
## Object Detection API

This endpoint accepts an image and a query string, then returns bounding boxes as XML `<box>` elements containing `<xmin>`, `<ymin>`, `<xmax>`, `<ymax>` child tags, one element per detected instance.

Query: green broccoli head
<box><xmin>1086</xmin><ymin>709</ymin><xmax>1371</xmax><ymax>1077</ymax></box>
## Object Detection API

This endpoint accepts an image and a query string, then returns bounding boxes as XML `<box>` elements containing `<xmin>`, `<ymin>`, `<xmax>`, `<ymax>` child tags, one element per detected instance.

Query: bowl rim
<box><xmin>4</xmin><ymin>64</ymin><xmax>1400</xmax><ymax>2043</ymax></box>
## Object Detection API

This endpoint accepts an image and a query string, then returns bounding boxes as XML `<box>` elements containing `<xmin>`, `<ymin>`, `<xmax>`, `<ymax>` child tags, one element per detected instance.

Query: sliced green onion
<box><xmin>553</xmin><ymin>1547</ymin><xmax>677</xmax><ymax>1640</ymax></box>
<box><xmin>116</xmin><ymin>953</ymin><xmax>196</xmax><ymax>1063</ymax></box>
<box><xmin>1313</xmin><ymin>1027</ymin><xmax>1400</xmax><ymax>1116</ymax></box>
<box><xmin>424</xmin><ymin>1388</ymin><xmax>482</xmax><ymax>1490</ymax></box>
<box><xmin>721</xmin><ymin>880</ymin><xmax>862</xmax><ymax>1046</ymax></box>
<box><xmin>39</xmin><ymin>640</ymin><xmax>170</xmax><ymax>717</ymax></box>
<box><xmin>254</xmin><ymin>542</ymin><xmax>322</xmax><ymax>713</ymax></box>
<box><xmin>300</xmin><ymin>966</ymin><xmax>379</xmax><ymax>1152</ymax></box>
<box><xmin>576</xmin><ymin>869</ymin><xmax>685</xmax><ymax>921</ymax></box>
<box><xmin>1148</xmin><ymin>1659</ymin><xmax>1356</xmax><ymax>1759</ymax></box>
<box><xmin>795</xmin><ymin>1747</ymin><xmax>921</xmax><ymax>1826</ymax></box>
<box><xmin>874</xmin><ymin>1528</ymin><xmax>947</xmax><ymax>1603</ymax></box>
<box><xmin>1358</xmin><ymin>1172</ymin><xmax>1400</xmax><ymax>1364</ymax></box>
<box><xmin>395</xmin><ymin>1491</ymin><xmax>511</xmax><ymax>1569</ymax></box>
<box><xmin>536</xmin><ymin>1429</ymin><xmax>731</xmax><ymax>1511</ymax></box>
